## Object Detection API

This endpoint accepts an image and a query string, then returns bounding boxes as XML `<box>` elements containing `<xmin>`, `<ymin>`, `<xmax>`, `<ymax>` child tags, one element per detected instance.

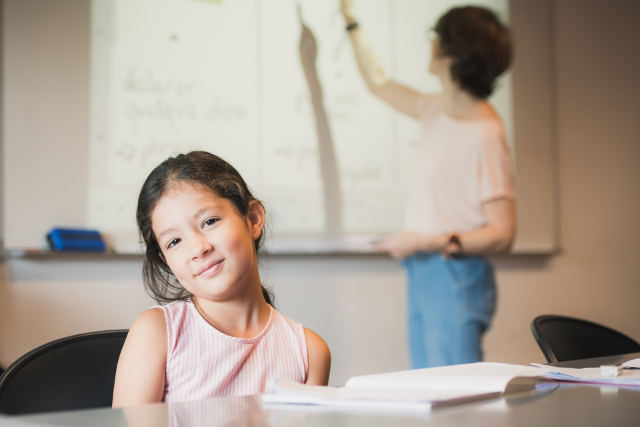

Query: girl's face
<box><xmin>151</xmin><ymin>181</ymin><xmax>264</xmax><ymax>302</ymax></box>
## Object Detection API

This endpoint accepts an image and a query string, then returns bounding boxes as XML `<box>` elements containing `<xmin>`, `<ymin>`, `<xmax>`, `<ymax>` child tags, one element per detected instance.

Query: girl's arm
<box><xmin>375</xmin><ymin>198</ymin><xmax>516</xmax><ymax>258</ymax></box>
<box><xmin>303</xmin><ymin>328</ymin><xmax>331</xmax><ymax>386</ymax></box>
<box><xmin>112</xmin><ymin>308</ymin><xmax>167</xmax><ymax>407</ymax></box>
<box><xmin>341</xmin><ymin>0</ymin><xmax>423</xmax><ymax>119</ymax></box>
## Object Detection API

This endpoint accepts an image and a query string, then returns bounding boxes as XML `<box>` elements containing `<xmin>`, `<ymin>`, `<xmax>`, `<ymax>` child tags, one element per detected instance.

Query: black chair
<box><xmin>531</xmin><ymin>315</ymin><xmax>640</xmax><ymax>363</ymax></box>
<box><xmin>0</xmin><ymin>329</ymin><xmax>128</xmax><ymax>415</ymax></box>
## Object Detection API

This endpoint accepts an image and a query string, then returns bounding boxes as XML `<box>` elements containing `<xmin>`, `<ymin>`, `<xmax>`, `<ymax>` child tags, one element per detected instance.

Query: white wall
<box><xmin>2</xmin><ymin>0</ymin><xmax>640</xmax><ymax>386</ymax></box>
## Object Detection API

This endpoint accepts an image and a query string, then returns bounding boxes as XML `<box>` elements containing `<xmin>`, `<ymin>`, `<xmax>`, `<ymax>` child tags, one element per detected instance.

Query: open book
<box><xmin>262</xmin><ymin>362</ymin><xmax>551</xmax><ymax>412</ymax></box>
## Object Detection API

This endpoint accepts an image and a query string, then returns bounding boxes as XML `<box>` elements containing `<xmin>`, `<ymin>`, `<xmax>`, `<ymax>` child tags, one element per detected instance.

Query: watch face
<box><xmin>448</xmin><ymin>234</ymin><xmax>462</xmax><ymax>256</ymax></box>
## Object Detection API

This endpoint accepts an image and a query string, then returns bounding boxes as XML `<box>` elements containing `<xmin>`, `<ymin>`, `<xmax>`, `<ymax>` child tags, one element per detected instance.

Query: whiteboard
<box><xmin>85</xmin><ymin>0</ymin><xmax>511</xmax><ymax>252</ymax></box>
<box><xmin>2</xmin><ymin>0</ymin><xmax>555</xmax><ymax>254</ymax></box>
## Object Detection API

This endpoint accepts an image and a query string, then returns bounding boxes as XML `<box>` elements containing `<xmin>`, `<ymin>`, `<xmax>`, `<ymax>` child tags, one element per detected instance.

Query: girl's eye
<box><xmin>167</xmin><ymin>238</ymin><xmax>181</xmax><ymax>249</ymax></box>
<box><xmin>202</xmin><ymin>218</ymin><xmax>219</xmax><ymax>228</ymax></box>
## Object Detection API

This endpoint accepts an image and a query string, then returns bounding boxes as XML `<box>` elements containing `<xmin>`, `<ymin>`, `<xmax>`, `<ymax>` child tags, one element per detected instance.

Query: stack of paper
<box><xmin>533</xmin><ymin>358</ymin><xmax>640</xmax><ymax>386</ymax></box>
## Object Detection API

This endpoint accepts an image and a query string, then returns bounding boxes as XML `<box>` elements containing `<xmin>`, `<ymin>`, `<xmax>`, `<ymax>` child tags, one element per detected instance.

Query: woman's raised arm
<box><xmin>341</xmin><ymin>0</ymin><xmax>422</xmax><ymax>118</ymax></box>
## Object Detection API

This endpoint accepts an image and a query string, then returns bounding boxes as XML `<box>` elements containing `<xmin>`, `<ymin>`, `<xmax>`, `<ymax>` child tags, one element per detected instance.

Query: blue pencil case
<box><xmin>47</xmin><ymin>228</ymin><xmax>107</xmax><ymax>252</ymax></box>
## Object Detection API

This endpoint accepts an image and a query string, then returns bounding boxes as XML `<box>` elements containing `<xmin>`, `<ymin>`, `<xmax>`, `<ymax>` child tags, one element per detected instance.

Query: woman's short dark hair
<box><xmin>434</xmin><ymin>6</ymin><xmax>512</xmax><ymax>99</ymax></box>
<box><xmin>136</xmin><ymin>151</ymin><xmax>272</xmax><ymax>305</ymax></box>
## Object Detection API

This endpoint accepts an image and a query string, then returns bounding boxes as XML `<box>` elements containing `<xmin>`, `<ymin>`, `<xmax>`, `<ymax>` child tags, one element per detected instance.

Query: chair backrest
<box><xmin>531</xmin><ymin>315</ymin><xmax>640</xmax><ymax>363</ymax></box>
<box><xmin>0</xmin><ymin>329</ymin><xmax>128</xmax><ymax>415</ymax></box>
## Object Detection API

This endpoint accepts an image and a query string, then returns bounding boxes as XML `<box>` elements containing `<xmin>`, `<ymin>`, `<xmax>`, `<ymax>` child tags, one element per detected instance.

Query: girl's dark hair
<box><xmin>136</xmin><ymin>151</ymin><xmax>273</xmax><ymax>305</ymax></box>
<box><xmin>434</xmin><ymin>6</ymin><xmax>512</xmax><ymax>99</ymax></box>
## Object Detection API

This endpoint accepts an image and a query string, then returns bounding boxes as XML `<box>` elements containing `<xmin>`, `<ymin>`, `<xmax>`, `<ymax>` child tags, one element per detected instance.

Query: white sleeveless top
<box><xmin>158</xmin><ymin>299</ymin><xmax>308</xmax><ymax>403</ymax></box>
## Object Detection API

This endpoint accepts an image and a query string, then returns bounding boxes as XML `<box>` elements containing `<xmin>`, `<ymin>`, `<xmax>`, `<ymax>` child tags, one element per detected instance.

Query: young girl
<box><xmin>112</xmin><ymin>151</ymin><xmax>331</xmax><ymax>407</ymax></box>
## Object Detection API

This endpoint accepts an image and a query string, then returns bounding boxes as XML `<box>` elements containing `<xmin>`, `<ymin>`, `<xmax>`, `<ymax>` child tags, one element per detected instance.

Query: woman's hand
<box><xmin>373</xmin><ymin>231</ymin><xmax>447</xmax><ymax>259</ymax></box>
<box><xmin>340</xmin><ymin>0</ymin><xmax>357</xmax><ymax>24</ymax></box>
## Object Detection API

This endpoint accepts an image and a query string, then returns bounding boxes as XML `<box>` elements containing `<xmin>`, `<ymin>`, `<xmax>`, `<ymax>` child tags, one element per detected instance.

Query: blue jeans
<box><xmin>403</xmin><ymin>253</ymin><xmax>496</xmax><ymax>368</ymax></box>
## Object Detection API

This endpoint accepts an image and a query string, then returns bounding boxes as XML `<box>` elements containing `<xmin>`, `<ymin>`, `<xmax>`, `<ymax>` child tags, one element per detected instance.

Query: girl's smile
<box><xmin>196</xmin><ymin>258</ymin><xmax>225</xmax><ymax>278</ymax></box>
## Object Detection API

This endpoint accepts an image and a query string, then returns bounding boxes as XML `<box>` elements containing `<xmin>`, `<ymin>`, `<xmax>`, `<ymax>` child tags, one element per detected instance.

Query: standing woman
<box><xmin>341</xmin><ymin>1</ymin><xmax>516</xmax><ymax>368</ymax></box>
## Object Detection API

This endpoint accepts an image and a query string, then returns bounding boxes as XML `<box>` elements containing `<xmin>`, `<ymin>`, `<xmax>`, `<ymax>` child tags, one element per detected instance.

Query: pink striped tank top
<box><xmin>158</xmin><ymin>299</ymin><xmax>308</xmax><ymax>403</ymax></box>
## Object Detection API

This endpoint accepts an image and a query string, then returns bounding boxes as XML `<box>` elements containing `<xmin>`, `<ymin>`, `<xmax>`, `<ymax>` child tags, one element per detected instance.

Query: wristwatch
<box><xmin>448</xmin><ymin>233</ymin><xmax>463</xmax><ymax>256</ymax></box>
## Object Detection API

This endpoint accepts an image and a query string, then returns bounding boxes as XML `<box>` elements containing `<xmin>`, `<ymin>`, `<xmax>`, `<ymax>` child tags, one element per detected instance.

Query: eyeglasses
<box><xmin>426</xmin><ymin>28</ymin><xmax>437</xmax><ymax>42</ymax></box>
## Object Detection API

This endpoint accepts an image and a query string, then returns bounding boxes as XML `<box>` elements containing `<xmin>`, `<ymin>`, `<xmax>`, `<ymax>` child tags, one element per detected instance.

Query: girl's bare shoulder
<box><xmin>126</xmin><ymin>307</ymin><xmax>167</xmax><ymax>352</ymax></box>
<box><xmin>304</xmin><ymin>327</ymin><xmax>331</xmax><ymax>385</ymax></box>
